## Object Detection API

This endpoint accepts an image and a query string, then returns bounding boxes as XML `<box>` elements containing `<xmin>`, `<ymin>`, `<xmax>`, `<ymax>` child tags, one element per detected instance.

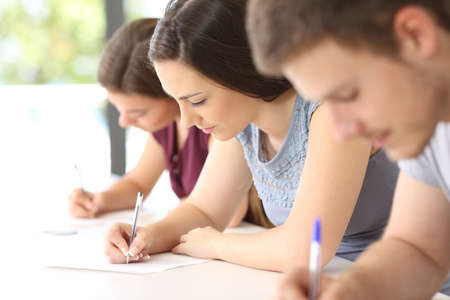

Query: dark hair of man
<box><xmin>246</xmin><ymin>0</ymin><xmax>450</xmax><ymax>75</ymax></box>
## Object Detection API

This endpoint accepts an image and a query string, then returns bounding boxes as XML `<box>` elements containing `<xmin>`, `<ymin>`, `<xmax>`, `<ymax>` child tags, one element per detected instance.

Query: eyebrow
<box><xmin>178</xmin><ymin>92</ymin><xmax>202</xmax><ymax>100</ymax></box>
<box><xmin>125</xmin><ymin>109</ymin><xmax>146</xmax><ymax>114</ymax></box>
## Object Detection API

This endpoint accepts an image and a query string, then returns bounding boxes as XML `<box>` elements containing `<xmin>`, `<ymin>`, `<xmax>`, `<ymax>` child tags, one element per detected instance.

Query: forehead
<box><xmin>153</xmin><ymin>60</ymin><xmax>212</xmax><ymax>98</ymax></box>
<box><xmin>282</xmin><ymin>39</ymin><xmax>372</xmax><ymax>100</ymax></box>
<box><xmin>107</xmin><ymin>91</ymin><xmax>157</xmax><ymax>109</ymax></box>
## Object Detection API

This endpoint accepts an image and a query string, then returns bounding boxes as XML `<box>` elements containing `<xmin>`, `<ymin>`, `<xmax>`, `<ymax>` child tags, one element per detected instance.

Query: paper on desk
<box><xmin>41</xmin><ymin>225</ymin><xmax>208</xmax><ymax>274</ymax></box>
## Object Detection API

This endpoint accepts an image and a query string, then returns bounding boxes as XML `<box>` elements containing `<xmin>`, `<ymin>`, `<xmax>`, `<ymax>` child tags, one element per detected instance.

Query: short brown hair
<box><xmin>149</xmin><ymin>0</ymin><xmax>291</xmax><ymax>102</ymax></box>
<box><xmin>246</xmin><ymin>0</ymin><xmax>450</xmax><ymax>76</ymax></box>
<box><xmin>98</xmin><ymin>18</ymin><xmax>168</xmax><ymax>98</ymax></box>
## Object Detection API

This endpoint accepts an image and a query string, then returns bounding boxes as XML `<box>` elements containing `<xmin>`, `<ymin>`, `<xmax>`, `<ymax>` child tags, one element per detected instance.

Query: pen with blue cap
<box><xmin>309</xmin><ymin>218</ymin><xmax>321</xmax><ymax>300</ymax></box>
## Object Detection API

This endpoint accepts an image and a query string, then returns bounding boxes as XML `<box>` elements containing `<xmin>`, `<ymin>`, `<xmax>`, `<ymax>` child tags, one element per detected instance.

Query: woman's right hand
<box><xmin>104</xmin><ymin>222</ymin><xmax>153</xmax><ymax>264</ymax></box>
<box><xmin>68</xmin><ymin>188</ymin><xmax>108</xmax><ymax>218</ymax></box>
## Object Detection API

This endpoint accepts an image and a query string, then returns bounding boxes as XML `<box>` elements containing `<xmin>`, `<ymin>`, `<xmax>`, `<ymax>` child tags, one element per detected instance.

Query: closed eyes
<box><xmin>191</xmin><ymin>98</ymin><xmax>207</xmax><ymax>106</ymax></box>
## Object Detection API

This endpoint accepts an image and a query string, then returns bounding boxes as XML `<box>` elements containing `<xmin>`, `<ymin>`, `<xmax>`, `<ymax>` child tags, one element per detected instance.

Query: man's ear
<box><xmin>393</xmin><ymin>6</ymin><xmax>438</xmax><ymax>61</ymax></box>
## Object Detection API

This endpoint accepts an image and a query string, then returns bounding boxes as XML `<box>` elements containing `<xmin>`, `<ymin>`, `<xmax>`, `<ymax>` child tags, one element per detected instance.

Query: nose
<box><xmin>118</xmin><ymin>114</ymin><xmax>133</xmax><ymax>128</ymax></box>
<box><xmin>179</xmin><ymin>103</ymin><xmax>199</xmax><ymax>128</ymax></box>
<box><xmin>326</xmin><ymin>104</ymin><xmax>362</xmax><ymax>142</ymax></box>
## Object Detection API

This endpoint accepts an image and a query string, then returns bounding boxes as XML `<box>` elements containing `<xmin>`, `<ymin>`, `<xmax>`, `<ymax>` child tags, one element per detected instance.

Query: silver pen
<box><xmin>127</xmin><ymin>191</ymin><xmax>143</xmax><ymax>264</ymax></box>
<box><xmin>74</xmin><ymin>164</ymin><xmax>83</xmax><ymax>189</ymax></box>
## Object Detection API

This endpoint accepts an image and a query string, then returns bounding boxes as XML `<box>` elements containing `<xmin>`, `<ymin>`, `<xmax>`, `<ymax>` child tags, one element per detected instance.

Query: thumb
<box><xmin>128</xmin><ymin>227</ymin><xmax>152</xmax><ymax>257</ymax></box>
<box><xmin>318</xmin><ymin>276</ymin><xmax>343</xmax><ymax>300</ymax></box>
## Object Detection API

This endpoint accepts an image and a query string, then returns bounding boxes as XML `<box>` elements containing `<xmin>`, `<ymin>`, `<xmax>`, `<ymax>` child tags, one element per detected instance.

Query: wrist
<box><xmin>211</xmin><ymin>232</ymin><xmax>225</xmax><ymax>260</ymax></box>
<box><xmin>95</xmin><ymin>191</ymin><xmax>113</xmax><ymax>213</ymax></box>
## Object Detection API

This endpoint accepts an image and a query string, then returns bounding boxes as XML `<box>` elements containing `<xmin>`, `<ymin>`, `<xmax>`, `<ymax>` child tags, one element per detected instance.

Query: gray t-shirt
<box><xmin>399</xmin><ymin>122</ymin><xmax>450</xmax><ymax>200</ymax></box>
<box><xmin>235</xmin><ymin>95</ymin><xmax>399</xmax><ymax>261</ymax></box>
<box><xmin>398</xmin><ymin>122</ymin><xmax>450</xmax><ymax>295</ymax></box>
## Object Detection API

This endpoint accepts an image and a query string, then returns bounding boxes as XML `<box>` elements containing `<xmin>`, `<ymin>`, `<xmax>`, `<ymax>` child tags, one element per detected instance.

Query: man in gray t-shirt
<box><xmin>399</xmin><ymin>122</ymin><xmax>450</xmax><ymax>200</ymax></box>
<box><xmin>398</xmin><ymin>122</ymin><xmax>450</xmax><ymax>294</ymax></box>
<box><xmin>246</xmin><ymin>0</ymin><xmax>450</xmax><ymax>299</ymax></box>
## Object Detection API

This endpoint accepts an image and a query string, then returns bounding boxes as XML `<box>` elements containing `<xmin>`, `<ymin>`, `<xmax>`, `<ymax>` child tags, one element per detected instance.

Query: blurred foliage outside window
<box><xmin>0</xmin><ymin>0</ymin><xmax>104</xmax><ymax>84</ymax></box>
<box><xmin>0</xmin><ymin>0</ymin><xmax>168</xmax><ymax>85</ymax></box>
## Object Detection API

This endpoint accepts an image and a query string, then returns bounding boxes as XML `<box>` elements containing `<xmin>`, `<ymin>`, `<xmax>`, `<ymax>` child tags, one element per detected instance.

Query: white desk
<box><xmin>5</xmin><ymin>218</ymin><xmax>448</xmax><ymax>300</ymax></box>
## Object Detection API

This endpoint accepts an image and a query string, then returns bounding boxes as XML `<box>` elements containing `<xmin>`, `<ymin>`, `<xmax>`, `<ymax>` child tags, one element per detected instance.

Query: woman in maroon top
<box><xmin>68</xmin><ymin>18</ymin><xmax>249</xmax><ymax>226</ymax></box>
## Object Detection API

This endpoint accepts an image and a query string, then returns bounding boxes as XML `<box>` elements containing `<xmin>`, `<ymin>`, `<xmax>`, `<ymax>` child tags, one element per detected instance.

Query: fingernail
<box><xmin>129</xmin><ymin>256</ymin><xmax>139</xmax><ymax>262</ymax></box>
<box><xmin>143</xmin><ymin>255</ymin><xmax>150</xmax><ymax>261</ymax></box>
<box><xmin>128</xmin><ymin>247</ymin><xmax>138</xmax><ymax>256</ymax></box>
<box><xmin>121</xmin><ymin>248</ymin><xmax>128</xmax><ymax>256</ymax></box>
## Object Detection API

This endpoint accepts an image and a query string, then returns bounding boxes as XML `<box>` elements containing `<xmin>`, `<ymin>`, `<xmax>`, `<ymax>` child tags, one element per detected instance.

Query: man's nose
<box><xmin>326</xmin><ymin>104</ymin><xmax>361</xmax><ymax>142</ymax></box>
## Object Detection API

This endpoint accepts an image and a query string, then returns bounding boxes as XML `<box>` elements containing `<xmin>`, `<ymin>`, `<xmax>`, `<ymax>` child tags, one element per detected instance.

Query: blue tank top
<box><xmin>235</xmin><ymin>95</ymin><xmax>399</xmax><ymax>260</ymax></box>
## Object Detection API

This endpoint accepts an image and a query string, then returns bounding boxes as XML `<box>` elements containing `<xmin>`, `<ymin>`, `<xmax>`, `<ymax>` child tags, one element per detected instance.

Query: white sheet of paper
<box><xmin>41</xmin><ymin>215</ymin><xmax>207</xmax><ymax>274</ymax></box>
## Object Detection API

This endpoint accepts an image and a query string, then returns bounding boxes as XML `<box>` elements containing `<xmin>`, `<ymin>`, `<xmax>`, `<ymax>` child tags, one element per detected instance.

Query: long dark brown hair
<box><xmin>98</xmin><ymin>18</ymin><xmax>168</xmax><ymax>98</ymax></box>
<box><xmin>149</xmin><ymin>0</ymin><xmax>292</xmax><ymax>102</ymax></box>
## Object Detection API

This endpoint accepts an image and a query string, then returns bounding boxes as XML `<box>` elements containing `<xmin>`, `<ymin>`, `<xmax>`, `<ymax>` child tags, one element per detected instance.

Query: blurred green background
<box><xmin>0</xmin><ymin>0</ymin><xmax>167</xmax><ymax>84</ymax></box>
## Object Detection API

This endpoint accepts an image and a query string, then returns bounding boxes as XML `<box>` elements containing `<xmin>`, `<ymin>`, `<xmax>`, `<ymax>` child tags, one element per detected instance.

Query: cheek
<box><xmin>140</xmin><ymin>111</ymin><xmax>170</xmax><ymax>130</ymax></box>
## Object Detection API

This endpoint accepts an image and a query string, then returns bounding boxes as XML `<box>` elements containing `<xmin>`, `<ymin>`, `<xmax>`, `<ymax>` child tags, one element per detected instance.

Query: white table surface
<box><xmin>3</xmin><ymin>218</ymin><xmax>447</xmax><ymax>300</ymax></box>
<box><xmin>2</xmin><ymin>174</ymin><xmax>448</xmax><ymax>300</ymax></box>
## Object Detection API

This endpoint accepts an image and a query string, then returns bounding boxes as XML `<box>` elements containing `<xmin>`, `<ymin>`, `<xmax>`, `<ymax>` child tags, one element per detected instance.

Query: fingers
<box><xmin>277</xmin><ymin>284</ymin><xmax>306</xmax><ymax>300</ymax></box>
<box><xmin>128</xmin><ymin>227</ymin><xmax>152</xmax><ymax>257</ymax></box>
<box><xmin>70</xmin><ymin>202</ymin><xmax>91</xmax><ymax>218</ymax></box>
<box><xmin>318</xmin><ymin>277</ymin><xmax>346</xmax><ymax>300</ymax></box>
<box><xmin>275</xmin><ymin>267</ymin><xmax>339</xmax><ymax>300</ymax></box>
<box><xmin>180</xmin><ymin>233</ymin><xmax>189</xmax><ymax>243</ymax></box>
<box><xmin>104</xmin><ymin>240</ymin><xmax>128</xmax><ymax>264</ymax></box>
<box><xmin>171</xmin><ymin>243</ymin><xmax>184</xmax><ymax>254</ymax></box>
<box><xmin>104</xmin><ymin>222</ymin><xmax>131</xmax><ymax>263</ymax></box>
<box><xmin>128</xmin><ymin>252</ymin><xmax>151</xmax><ymax>263</ymax></box>
<box><xmin>69</xmin><ymin>189</ymin><xmax>95</xmax><ymax>218</ymax></box>
<box><xmin>104</xmin><ymin>240</ymin><xmax>150</xmax><ymax>264</ymax></box>
<box><xmin>104</xmin><ymin>223</ymin><xmax>152</xmax><ymax>264</ymax></box>
<box><xmin>275</xmin><ymin>267</ymin><xmax>310</xmax><ymax>300</ymax></box>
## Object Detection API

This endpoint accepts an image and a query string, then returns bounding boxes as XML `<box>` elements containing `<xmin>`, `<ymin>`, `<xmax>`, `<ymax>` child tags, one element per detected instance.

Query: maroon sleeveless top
<box><xmin>152</xmin><ymin>122</ymin><xmax>210</xmax><ymax>198</ymax></box>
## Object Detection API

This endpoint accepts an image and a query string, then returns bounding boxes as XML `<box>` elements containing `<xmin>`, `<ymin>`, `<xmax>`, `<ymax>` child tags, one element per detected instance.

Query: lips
<box><xmin>200</xmin><ymin>126</ymin><xmax>215</xmax><ymax>134</ymax></box>
<box><xmin>371</xmin><ymin>131</ymin><xmax>391</xmax><ymax>148</ymax></box>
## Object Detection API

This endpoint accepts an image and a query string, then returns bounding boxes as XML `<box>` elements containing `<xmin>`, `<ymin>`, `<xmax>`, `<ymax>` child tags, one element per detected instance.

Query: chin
<box><xmin>385</xmin><ymin>139</ymin><xmax>429</xmax><ymax>161</ymax></box>
<box><xmin>211</xmin><ymin>130</ymin><xmax>235</xmax><ymax>141</ymax></box>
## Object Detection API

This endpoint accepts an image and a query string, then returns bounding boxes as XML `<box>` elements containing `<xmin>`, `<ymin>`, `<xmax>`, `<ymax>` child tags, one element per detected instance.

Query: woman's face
<box><xmin>153</xmin><ymin>60</ymin><xmax>258</xmax><ymax>141</ymax></box>
<box><xmin>107</xmin><ymin>91</ymin><xmax>178</xmax><ymax>132</ymax></box>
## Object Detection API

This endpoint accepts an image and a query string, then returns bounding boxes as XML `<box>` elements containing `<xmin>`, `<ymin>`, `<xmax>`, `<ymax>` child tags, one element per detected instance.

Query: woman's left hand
<box><xmin>172</xmin><ymin>226</ymin><xmax>222</xmax><ymax>259</ymax></box>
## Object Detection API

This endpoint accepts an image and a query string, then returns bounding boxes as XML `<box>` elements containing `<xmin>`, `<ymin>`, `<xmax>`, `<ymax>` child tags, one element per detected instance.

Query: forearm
<box><xmin>101</xmin><ymin>177</ymin><xmax>147</xmax><ymax>212</ymax></box>
<box><xmin>336</xmin><ymin>238</ymin><xmax>448</xmax><ymax>300</ymax></box>
<box><xmin>214</xmin><ymin>226</ymin><xmax>301</xmax><ymax>272</ymax></box>
<box><xmin>147</xmin><ymin>202</ymin><xmax>217</xmax><ymax>253</ymax></box>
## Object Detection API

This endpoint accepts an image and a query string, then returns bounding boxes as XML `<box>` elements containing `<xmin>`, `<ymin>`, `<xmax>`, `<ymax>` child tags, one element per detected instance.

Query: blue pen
<box><xmin>309</xmin><ymin>218</ymin><xmax>321</xmax><ymax>300</ymax></box>
<box><xmin>74</xmin><ymin>164</ymin><xmax>84</xmax><ymax>189</ymax></box>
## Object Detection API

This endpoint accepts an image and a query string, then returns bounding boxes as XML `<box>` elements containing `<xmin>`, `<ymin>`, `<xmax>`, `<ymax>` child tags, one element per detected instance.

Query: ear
<box><xmin>393</xmin><ymin>6</ymin><xmax>438</xmax><ymax>60</ymax></box>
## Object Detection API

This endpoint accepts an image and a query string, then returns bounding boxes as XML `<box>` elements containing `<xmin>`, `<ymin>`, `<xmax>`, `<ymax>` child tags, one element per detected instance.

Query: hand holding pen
<box><xmin>274</xmin><ymin>218</ymin><xmax>328</xmax><ymax>300</ymax></box>
<box><xmin>127</xmin><ymin>192</ymin><xmax>143</xmax><ymax>264</ymax></box>
<box><xmin>68</xmin><ymin>164</ymin><xmax>110</xmax><ymax>218</ymax></box>
<box><xmin>104</xmin><ymin>192</ymin><xmax>152</xmax><ymax>264</ymax></box>
<box><xmin>69</xmin><ymin>164</ymin><xmax>98</xmax><ymax>218</ymax></box>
